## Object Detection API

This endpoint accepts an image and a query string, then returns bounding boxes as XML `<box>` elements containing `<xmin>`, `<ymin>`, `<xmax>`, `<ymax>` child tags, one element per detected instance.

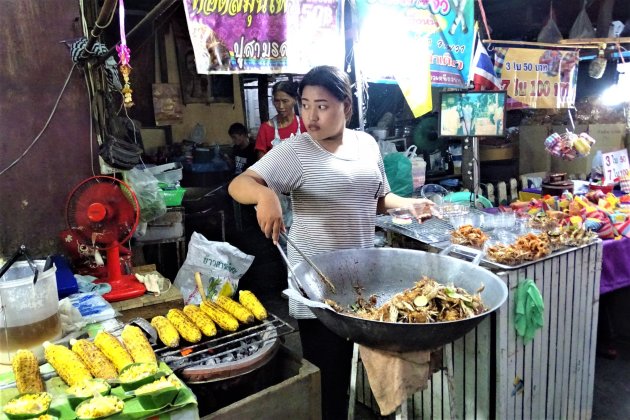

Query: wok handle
<box><xmin>439</xmin><ymin>244</ymin><xmax>485</xmax><ymax>266</ymax></box>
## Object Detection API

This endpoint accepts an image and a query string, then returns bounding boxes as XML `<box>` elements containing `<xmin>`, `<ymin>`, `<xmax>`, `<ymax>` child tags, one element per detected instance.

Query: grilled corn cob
<box><xmin>200</xmin><ymin>301</ymin><xmax>240</xmax><ymax>332</ymax></box>
<box><xmin>94</xmin><ymin>331</ymin><xmax>134</xmax><ymax>373</ymax></box>
<box><xmin>183</xmin><ymin>304</ymin><xmax>217</xmax><ymax>337</ymax></box>
<box><xmin>238</xmin><ymin>290</ymin><xmax>268</xmax><ymax>321</ymax></box>
<box><xmin>166</xmin><ymin>308</ymin><xmax>202</xmax><ymax>343</ymax></box>
<box><xmin>71</xmin><ymin>339</ymin><xmax>118</xmax><ymax>380</ymax></box>
<box><xmin>11</xmin><ymin>349</ymin><xmax>45</xmax><ymax>393</ymax></box>
<box><xmin>151</xmin><ymin>315</ymin><xmax>180</xmax><ymax>348</ymax></box>
<box><xmin>121</xmin><ymin>325</ymin><xmax>157</xmax><ymax>364</ymax></box>
<box><xmin>43</xmin><ymin>342</ymin><xmax>93</xmax><ymax>386</ymax></box>
<box><xmin>216</xmin><ymin>295</ymin><xmax>255</xmax><ymax>324</ymax></box>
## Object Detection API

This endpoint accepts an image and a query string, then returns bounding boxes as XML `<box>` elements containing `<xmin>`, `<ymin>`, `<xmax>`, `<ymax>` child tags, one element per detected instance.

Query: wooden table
<box><xmin>110</xmin><ymin>281</ymin><xmax>184</xmax><ymax>323</ymax></box>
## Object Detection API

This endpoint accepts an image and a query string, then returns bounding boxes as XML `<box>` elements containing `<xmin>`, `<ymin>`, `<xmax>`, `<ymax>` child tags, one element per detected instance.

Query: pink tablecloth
<box><xmin>601</xmin><ymin>237</ymin><xmax>630</xmax><ymax>294</ymax></box>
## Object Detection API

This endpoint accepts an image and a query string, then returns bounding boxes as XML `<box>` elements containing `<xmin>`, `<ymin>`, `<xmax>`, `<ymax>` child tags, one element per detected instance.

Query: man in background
<box><xmin>227</xmin><ymin>122</ymin><xmax>256</xmax><ymax>176</ymax></box>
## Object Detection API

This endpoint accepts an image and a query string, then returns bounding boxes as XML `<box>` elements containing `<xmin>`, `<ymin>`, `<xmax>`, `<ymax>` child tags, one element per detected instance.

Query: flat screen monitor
<box><xmin>438</xmin><ymin>90</ymin><xmax>507</xmax><ymax>138</ymax></box>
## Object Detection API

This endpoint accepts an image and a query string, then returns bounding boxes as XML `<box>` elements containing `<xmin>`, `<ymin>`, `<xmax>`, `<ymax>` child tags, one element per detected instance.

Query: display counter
<box><xmin>371</xmin><ymin>216</ymin><xmax>602</xmax><ymax>419</ymax></box>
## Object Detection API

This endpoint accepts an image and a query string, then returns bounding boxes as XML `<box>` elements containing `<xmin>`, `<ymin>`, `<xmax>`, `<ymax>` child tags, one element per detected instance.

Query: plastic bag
<box><xmin>378</xmin><ymin>140</ymin><xmax>398</xmax><ymax>157</ymax></box>
<box><xmin>569</xmin><ymin>6</ymin><xmax>595</xmax><ymax>39</ymax></box>
<box><xmin>124</xmin><ymin>167</ymin><xmax>167</xmax><ymax>223</ymax></box>
<box><xmin>383</xmin><ymin>152</ymin><xmax>413</xmax><ymax>197</ymax></box>
<box><xmin>537</xmin><ymin>6</ymin><xmax>563</xmax><ymax>43</ymax></box>
<box><xmin>174</xmin><ymin>232</ymin><xmax>255</xmax><ymax>305</ymax></box>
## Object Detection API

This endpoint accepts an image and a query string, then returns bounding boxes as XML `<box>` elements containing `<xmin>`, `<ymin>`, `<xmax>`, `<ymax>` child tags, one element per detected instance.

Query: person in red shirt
<box><xmin>255</xmin><ymin>81</ymin><xmax>306</xmax><ymax>160</ymax></box>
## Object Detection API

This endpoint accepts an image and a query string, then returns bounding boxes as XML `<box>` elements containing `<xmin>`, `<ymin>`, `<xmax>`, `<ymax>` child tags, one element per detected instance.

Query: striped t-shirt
<box><xmin>249</xmin><ymin>130</ymin><xmax>391</xmax><ymax>318</ymax></box>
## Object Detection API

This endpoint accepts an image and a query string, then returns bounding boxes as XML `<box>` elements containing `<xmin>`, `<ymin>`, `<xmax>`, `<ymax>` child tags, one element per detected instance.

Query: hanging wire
<box><xmin>0</xmin><ymin>64</ymin><xmax>78</xmax><ymax>177</ymax></box>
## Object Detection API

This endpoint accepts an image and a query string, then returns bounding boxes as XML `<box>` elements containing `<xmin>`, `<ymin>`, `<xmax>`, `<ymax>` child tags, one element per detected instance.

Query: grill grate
<box><xmin>376</xmin><ymin>207</ymin><xmax>488</xmax><ymax>244</ymax></box>
<box><xmin>156</xmin><ymin>313</ymin><xmax>294</xmax><ymax>372</ymax></box>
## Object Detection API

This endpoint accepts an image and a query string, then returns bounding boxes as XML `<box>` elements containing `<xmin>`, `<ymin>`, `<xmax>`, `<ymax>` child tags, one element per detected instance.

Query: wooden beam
<box><xmin>481</xmin><ymin>39</ymin><xmax>596</xmax><ymax>49</ymax></box>
<box><xmin>558</xmin><ymin>37</ymin><xmax>630</xmax><ymax>45</ymax></box>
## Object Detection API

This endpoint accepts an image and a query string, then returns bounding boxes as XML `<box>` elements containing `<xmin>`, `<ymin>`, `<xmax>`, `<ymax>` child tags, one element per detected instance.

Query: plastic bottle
<box><xmin>411</xmin><ymin>155</ymin><xmax>426</xmax><ymax>194</ymax></box>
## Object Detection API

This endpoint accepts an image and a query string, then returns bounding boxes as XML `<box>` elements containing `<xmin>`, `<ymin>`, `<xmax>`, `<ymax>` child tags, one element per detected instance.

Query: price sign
<box><xmin>602</xmin><ymin>149</ymin><xmax>630</xmax><ymax>184</ymax></box>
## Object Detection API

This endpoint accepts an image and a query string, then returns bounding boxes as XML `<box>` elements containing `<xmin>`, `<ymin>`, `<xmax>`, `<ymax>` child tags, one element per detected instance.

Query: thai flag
<box><xmin>470</xmin><ymin>37</ymin><xmax>501</xmax><ymax>91</ymax></box>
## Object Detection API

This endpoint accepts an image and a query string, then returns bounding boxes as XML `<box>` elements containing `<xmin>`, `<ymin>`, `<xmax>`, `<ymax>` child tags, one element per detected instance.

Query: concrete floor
<box><xmin>182</xmin><ymin>202</ymin><xmax>627</xmax><ymax>419</ymax></box>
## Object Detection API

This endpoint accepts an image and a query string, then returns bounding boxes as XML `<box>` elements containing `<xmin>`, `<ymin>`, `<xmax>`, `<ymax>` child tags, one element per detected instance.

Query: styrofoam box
<box><xmin>136</xmin><ymin>222</ymin><xmax>184</xmax><ymax>242</ymax></box>
<box><xmin>147</xmin><ymin>162</ymin><xmax>183</xmax><ymax>186</ymax></box>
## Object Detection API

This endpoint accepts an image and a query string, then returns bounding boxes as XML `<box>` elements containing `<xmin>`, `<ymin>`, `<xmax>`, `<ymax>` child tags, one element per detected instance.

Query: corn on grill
<box><xmin>154</xmin><ymin>313</ymin><xmax>294</xmax><ymax>383</ymax></box>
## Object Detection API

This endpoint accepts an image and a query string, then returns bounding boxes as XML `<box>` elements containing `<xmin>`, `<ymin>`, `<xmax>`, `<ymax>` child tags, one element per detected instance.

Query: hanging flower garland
<box><xmin>116</xmin><ymin>0</ymin><xmax>134</xmax><ymax>108</ymax></box>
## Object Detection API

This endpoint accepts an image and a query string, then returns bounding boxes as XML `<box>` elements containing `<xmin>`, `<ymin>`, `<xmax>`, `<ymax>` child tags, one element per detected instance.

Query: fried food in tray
<box><xmin>325</xmin><ymin>276</ymin><xmax>488</xmax><ymax>323</ymax></box>
<box><xmin>486</xmin><ymin>232</ymin><xmax>552</xmax><ymax>265</ymax></box>
<box><xmin>450</xmin><ymin>225</ymin><xmax>489</xmax><ymax>248</ymax></box>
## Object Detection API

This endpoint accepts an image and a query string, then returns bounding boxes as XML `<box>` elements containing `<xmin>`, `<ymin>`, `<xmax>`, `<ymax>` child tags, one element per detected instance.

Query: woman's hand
<box><xmin>379</xmin><ymin>193</ymin><xmax>440</xmax><ymax>222</ymax></box>
<box><xmin>256</xmin><ymin>190</ymin><xmax>285</xmax><ymax>244</ymax></box>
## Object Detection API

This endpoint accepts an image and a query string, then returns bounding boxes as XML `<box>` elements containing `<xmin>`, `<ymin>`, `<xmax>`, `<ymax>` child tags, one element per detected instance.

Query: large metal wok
<box><xmin>289</xmin><ymin>247</ymin><xmax>508</xmax><ymax>352</ymax></box>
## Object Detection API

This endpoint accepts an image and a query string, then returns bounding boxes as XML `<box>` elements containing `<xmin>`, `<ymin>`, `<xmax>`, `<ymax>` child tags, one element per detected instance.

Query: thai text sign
<box><xmin>602</xmin><ymin>149</ymin><xmax>630</xmax><ymax>184</ymax></box>
<box><xmin>354</xmin><ymin>0</ymin><xmax>474</xmax><ymax>87</ymax></box>
<box><xmin>182</xmin><ymin>0</ymin><xmax>344</xmax><ymax>74</ymax></box>
<box><xmin>496</xmin><ymin>48</ymin><xmax>579</xmax><ymax>109</ymax></box>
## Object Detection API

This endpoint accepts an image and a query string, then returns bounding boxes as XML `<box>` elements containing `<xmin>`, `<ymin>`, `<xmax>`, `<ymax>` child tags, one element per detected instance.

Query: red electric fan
<box><xmin>66</xmin><ymin>176</ymin><xmax>146</xmax><ymax>301</ymax></box>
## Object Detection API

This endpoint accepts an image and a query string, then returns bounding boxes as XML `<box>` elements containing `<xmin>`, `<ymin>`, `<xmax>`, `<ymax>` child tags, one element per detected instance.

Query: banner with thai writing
<box><xmin>354</xmin><ymin>0</ymin><xmax>474</xmax><ymax>87</ymax></box>
<box><xmin>182</xmin><ymin>0</ymin><xmax>344</xmax><ymax>74</ymax></box>
<box><xmin>495</xmin><ymin>47</ymin><xmax>579</xmax><ymax>109</ymax></box>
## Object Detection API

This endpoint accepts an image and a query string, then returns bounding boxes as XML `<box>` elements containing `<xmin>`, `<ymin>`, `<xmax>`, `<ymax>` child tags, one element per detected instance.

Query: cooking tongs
<box><xmin>0</xmin><ymin>245</ymin><xmax>40</xmax><ymax>284</ymax></box>
<box><xmin>278</xmin><ymin>231</ymin><xmax>336</xmax><ymax>293</ymax></box>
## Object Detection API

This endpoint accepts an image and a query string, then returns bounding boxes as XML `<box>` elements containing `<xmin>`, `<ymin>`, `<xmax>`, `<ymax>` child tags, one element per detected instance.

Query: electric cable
<box><xmin>0</xmin><ymin>63</ymin><xmax>78</xmax><ymax>176</ymax></box>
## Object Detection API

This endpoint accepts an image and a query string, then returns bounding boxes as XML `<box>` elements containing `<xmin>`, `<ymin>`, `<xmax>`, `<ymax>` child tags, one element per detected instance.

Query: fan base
<box><xmin>95</xmin><ymin>275</ymin><xmax>147</xmax><ymax>302</ymax></box>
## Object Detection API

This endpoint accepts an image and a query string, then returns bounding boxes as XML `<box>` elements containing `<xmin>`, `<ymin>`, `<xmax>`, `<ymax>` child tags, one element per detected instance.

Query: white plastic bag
<box><xmin>174</xmin><ymin>232</ymin><xmax>254</xmax><ymax>304</ymax></box>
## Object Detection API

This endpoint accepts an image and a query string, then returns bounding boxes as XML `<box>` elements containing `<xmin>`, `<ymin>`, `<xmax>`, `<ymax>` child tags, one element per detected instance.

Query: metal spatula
<box><xmin>279</xmin><ymin>231</ymin><xmax>336</xmax><ymax>293</ymax></box>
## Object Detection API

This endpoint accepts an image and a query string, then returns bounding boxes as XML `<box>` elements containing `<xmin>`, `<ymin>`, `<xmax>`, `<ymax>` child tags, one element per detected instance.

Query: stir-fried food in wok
<box><xmin>325</xmin><ymin>276</ymin><xmax>487</xmax><ymax>323</ymax></box>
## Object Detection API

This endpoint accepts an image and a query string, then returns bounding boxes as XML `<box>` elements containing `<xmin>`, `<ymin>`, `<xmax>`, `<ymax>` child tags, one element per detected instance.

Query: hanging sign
<box><xmin>354</xmin><ymin>0</ymin><xmax>474</xmax><ymax>87</ymax></box>
<box><xmin>182</xmin><ymin>0</ymin><xmax>344</xmax><ymax>74</ymax></box>
<box><xmin>494</xmin><ymin>47</ymin><xmax>579</xmax><ymax>110</ymax></box>
<box><xmin>602</xmin><ymin>149</ymin><xmax>630</xmax><ymax>184</ymax></box>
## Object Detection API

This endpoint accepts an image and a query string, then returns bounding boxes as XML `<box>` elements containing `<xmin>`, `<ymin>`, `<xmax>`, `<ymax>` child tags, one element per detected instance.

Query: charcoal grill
<box><xmin>156</xmin><ymin>313</ymin><xmax>294</xmax><ymax>384</ymax></box>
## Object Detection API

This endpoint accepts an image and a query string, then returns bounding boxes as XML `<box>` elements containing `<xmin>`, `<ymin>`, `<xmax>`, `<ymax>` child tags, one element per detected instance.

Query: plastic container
<box><xmin>0</xmin><ymin>261</ymin><xmax>61</xmax><ymax>364</ymax></box>
<box><xmin>387</xmin><ymin>207</ymin><xmax>414</xmax><ymax>225</ymax></box>
<box><xmin>411</xmin><ymin>156</ymin><xmax>426</xmax><ymax>192</ymax></box>
<box><xmin>449</xmin><ymin>213</ymin><xmax>484</xmax><ymax>229</ymax></box>
<box><xmin>161</xmin><ymin>187</ymin><xmax>187</xmax><ymax>206</ymax></box>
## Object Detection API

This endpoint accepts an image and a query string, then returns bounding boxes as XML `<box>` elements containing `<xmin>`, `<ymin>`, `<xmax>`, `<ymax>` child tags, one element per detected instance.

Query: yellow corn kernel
<box><xmin>151</xmin><ymin>316</ymin><xmax>180</xmax><ymax>348</ymax></box>
<box><xmin>121</xmin><ymin>325</ymin><xmax>157</xmax><ymax>364</ymax></box>
<box><xmin>166</xmin><ymin>309</ymin><xmax>202</xmax><ymax>343</ymax></box>
<box><xmin>238</xmin><ymin>290</ymin><xmax>268</xmax><ymax>321</ymax></box>
<box><xmin>216</xmin><ymin>295</ymin><xmax>255</xmax><ymax>324</ymax></box>
<box><xmin>11</xmin><ymin>349</ymin><xmax>45</xmax><ymax>394</ymax></box>
<box><xmin>200</xmin><ymin>301</ymin><xmax>239</xmax><ymax>332</ymax></box>
<box><xmin>93</xmin><ymin>331</ymin><xmax>134</xmax><ymax>373</ymax></box>
<box><xmin>183</xmin><ymin>304</ymin><xmax>217</xmax><ymax>337</ymax></box>
<box><xmin>43</xmin><ymin>342</ymin><xmax>93</xmax><ymax>386</ymax></box>
<box><xmin>71</xmin><ymin>339</ymin><xmax>118</xmax><ymax>380</ymax></box>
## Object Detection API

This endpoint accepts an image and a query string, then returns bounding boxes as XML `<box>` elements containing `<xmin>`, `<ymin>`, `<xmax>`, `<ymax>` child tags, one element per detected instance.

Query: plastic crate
<box><xmin>161</xmin><ymin>187</ymin><xmax>186</xmax><ymax>206</ymax></box>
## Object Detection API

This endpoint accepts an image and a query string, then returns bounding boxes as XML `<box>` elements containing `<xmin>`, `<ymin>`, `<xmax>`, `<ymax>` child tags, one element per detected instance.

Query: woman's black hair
<box><xmin>298</xmin><ymin>66</ymin><xmax>353</xmax><ymax>120</ymax></box>
<box><xmin>272</xmin><ymin>81</ymin><xmax>299</xmax><ymax>99</ymax></box>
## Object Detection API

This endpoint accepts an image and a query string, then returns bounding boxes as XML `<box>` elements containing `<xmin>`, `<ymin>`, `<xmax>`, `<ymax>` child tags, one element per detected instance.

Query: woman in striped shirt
<box><xmin>229</xmin><ymin>65</ymin><xmax>434</xmax><ymax>419</ymax></box>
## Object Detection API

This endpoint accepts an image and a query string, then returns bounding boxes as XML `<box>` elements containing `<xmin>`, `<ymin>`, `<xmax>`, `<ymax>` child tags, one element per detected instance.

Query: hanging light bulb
<box><xmin>588</xmin><ymin>44</ymin><xmax>607</xmax><ymax>79</ymax></box>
